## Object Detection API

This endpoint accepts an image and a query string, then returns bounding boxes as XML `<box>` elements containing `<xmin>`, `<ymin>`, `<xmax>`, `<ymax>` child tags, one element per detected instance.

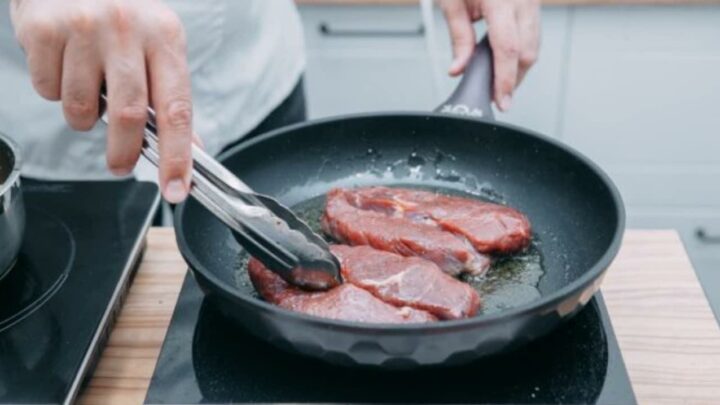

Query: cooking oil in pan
<box><xmin>236</xmin><ymin>186</ymin><xmax>545</xmax><ymax>316</ymax></box>
<box><xmin>232</xmin><ymin>254</ymin><xmax>259</xmax><ymax>298</ymax></box>
<box><xmin>463</xmin><ymin>244</ymin><xmax>544</xmax><ymax>314</ymax></box>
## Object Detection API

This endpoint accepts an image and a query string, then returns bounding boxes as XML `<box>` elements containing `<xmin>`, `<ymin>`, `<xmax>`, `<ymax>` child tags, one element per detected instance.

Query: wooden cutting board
<box><xmin>78</xmin><ymin>228</ymin><xmax>720</xmax><ymax>405</ymax></box>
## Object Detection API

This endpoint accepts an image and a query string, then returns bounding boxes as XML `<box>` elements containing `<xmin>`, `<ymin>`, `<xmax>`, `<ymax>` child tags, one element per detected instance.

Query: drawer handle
<box><xmin>696</xmin><ymin>227</ymin><xmax>720</xmax><ymax>244</ymax></box>
<box><xmin>318</xmin><ymin>22</ymin><xmax>425</xmax><ymax>38</ymax></box>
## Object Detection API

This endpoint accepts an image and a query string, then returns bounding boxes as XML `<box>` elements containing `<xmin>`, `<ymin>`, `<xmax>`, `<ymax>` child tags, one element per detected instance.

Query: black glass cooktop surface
<box><xmin>146</xmin><ymin>274</ymin><xmax>636</xmax><ymax>404</ymax></box>
<box><xmin>0</xmin><ymin>180</ymin><xmax>159</xmax><ymax>405</ymax></box>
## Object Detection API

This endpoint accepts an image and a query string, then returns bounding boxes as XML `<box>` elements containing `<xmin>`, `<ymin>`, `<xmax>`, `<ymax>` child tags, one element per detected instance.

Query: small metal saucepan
<box><xmin>0</xmin><ymin>133</ymin><xmax>24</xmax><ymax>282</ymax></box>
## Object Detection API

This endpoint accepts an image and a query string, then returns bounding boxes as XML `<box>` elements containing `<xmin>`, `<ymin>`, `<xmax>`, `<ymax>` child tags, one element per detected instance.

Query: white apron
<box><xmin>0</xmin><ymin>0</ymin><xmax>305</xmax><ymax>181</ymax></box>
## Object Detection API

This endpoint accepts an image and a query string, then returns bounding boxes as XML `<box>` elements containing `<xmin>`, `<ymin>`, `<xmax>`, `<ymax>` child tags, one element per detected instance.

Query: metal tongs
<box><xmin>99</xmin><ymin>92</ymin><xmax>341</xmax><ymax>290</ymax></box>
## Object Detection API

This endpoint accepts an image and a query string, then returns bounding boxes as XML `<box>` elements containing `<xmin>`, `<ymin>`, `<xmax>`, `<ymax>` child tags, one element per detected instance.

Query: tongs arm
<box><xmin>98</xmin><ymin>92</ymin><xmax>341</xmax><ymax>290</ymax></box>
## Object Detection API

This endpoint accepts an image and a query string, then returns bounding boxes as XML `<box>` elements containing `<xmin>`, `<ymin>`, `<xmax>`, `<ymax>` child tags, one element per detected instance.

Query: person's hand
<box><xmin>439</xmin><ymin>0</ymin><xmax>541</xmax><ymax>112</ymax></box>
<box><xmin>9</xmin><ymin>0</ymin><xmax>193</xmax><ymax>203</ymax></box>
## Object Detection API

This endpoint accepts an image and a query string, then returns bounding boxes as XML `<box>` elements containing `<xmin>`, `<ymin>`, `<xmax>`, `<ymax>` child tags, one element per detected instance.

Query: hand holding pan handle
<box><xmin>435</xmin><ymin>35</ymin><xmax>494</xmax><ymax>121</ymax></box>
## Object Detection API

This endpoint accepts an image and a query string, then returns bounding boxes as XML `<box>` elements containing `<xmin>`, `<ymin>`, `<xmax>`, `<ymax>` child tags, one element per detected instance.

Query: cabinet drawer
<box><xmin>299</xmin><ymin>4</ymin><xmax>436</xmax><ymax>118</ymax></box>
<box><xmin>304</xmin><ymin>52</ymin><xmax>435</xmax><ymax>117</ymax></box>
<box><xmin>299</xmin><ymin>5</ymin><xmax>427</xmax><ymax>53</ymax></box>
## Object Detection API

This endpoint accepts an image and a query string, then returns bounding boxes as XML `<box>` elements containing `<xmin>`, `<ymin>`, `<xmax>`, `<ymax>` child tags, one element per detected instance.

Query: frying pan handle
<box><xmin>435</xmin><ymin>35</ymin><xmax>494</xmax><ymax>121</ymax></box>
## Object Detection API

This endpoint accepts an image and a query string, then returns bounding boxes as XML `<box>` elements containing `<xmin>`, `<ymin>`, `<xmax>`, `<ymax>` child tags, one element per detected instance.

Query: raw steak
<box><xmin>331</xmin><ymin>245</ymin><xmax>481</xmax><ymax>319</ymax></box>
<box><xmin>343</xmin><ymin>187</ymin><xmax>531</xmax><ymax>254</ymax></box>
<box><xmin>248</xmin><ymin>258</ymin><xmax>436</xmax><ymax>324</ymax></box>
<box><xmin>322</xmin><ymin>188</ymin><xmax>491</xmax><ymax>276</ymax></box>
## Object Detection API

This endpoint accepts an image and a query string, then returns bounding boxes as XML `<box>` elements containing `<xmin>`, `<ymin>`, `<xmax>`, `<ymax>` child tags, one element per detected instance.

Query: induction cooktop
<box><xmin>0</xmin><ymin>179</ymin><xmax>159</xmax><ymax>405</ymax></box>
<box><xmin>146</xmin><ymin>272</ymin><xmax>637</xmax><ymax>404</ymax></box>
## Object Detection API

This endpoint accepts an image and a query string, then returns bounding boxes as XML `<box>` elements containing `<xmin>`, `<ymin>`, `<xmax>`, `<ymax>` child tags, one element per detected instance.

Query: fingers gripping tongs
<box><xmin>99</xmin><ymin>92</ymin><xmax>341</xmax><ymax>290</ymax></box>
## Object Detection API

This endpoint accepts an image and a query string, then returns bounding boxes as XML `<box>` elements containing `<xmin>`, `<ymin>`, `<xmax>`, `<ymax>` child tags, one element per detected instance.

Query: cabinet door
<box><xmin>304</xmin><ymin>53</ymin><xmax>436</xmax><ymax>117</ymax></box>
<box><xmin>300</xmin><ymin>5</ymin><xmax>436</xmax><ymax>118</ymax></box>
<box><xmin>561</xmin><ymin>5</ymin><xmax>720</xmax><ymax>215</ymax></box>
<box><xmin>562</xmin><ymin>6</ymin><xmax>720</xmax><ymax>166</ymax></box>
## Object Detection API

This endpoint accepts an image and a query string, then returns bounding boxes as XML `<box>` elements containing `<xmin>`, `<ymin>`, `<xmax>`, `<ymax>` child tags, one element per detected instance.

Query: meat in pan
<box><xmin>321</xmin><ymin>188</ymin><xmax>491</xmax><ymax>276</ymax></box>
<box><xmin>248</xmin><ymin>186</ymin><xmax>533</xmax><ymax>324</ymax></box>
<box><xmin>340</xmin><ymin>186</ymin><xmax>531</xmax><ymax>254</ymax></box>
<box><xmin>249</xmin><ymin>257</ymin><xmax>436</xmax><ymax>324</ymax></box>
<box><xmin>332</xmin><ymin>245</ymin><xmax>480</xmax><ymax>320</ymax></box>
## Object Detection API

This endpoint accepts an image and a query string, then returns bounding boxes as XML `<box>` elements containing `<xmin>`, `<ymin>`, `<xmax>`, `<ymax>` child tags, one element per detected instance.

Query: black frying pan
<box><xmin>0</xmin><ymin>133</ymin><xmax>24</xmax><ymax>282</ymax></box>
<box><xmin>175</xmin><ymin>38</ymin><xmax>625</xmax><ymax>368</ymax></box>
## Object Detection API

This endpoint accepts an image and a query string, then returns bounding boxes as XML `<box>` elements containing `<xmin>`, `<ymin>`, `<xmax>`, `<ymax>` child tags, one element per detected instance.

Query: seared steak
<box><xmin>331</xmin><ymin>245</ymin><xmax>481</xmax><ymax>319</ymax></box>
<box><xmin>344</xmin><ymin>187</ymin><xmax>531</xmax><ymax>254</ymax></box>
<box><xmin>322</xmin><ymin>188</ymin><xmax>491</xmax><ymax>276</ymax></box>
<box><xmin>248</xmin><ymin>257</ymin><xmax>436</xmax><ymax>323</ymax></box>
<box><xmin>247</xmin><ymin>186</ymin><xmax>532</xmax><ymax>323</ymax></box>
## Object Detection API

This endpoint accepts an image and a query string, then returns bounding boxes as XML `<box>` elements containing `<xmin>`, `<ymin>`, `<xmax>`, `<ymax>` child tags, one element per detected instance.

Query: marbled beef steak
<box><xmin>344</xmin><ymin>186</ymin><xmax>531</xmax><ymax>254</ymax></box>
<box><xmin>248</xmin><ymin>256</ymin><xmax>436</xmax><ymax>324</ymax></box>
<box><xmin>321</xmin><ymin>188</ymin><xmax>491</xmax><ymax>276</ymax></box>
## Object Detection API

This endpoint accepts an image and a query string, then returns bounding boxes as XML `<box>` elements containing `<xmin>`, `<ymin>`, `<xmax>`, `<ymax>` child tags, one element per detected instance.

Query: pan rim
<box><xmin>175</xmin><ymin>111</ymin><xmax>626</xmax><ymax>331</ymax></box>
<box><xmin>0</xmin><ymin>132</ymin><xmax>22</xmax><ymax>197</ymax></box>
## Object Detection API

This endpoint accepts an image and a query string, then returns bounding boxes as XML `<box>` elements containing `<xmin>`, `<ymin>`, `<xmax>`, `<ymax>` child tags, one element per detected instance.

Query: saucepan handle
<box><xmin>435</xmin><ymin>35</ymin><xmax>494</xmax><ymax>121</ymax></box>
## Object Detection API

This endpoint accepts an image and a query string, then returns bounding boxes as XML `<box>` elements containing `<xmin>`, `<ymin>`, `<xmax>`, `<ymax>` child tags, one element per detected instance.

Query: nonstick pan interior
<box><xmin>178</xmin><ymin>113</ymin><xmax>623</xmax><ymax>317</ymax></box>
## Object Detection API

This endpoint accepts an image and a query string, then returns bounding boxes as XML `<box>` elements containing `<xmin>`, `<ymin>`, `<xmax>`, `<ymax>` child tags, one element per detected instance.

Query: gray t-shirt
<box><xmin>0</xmin><ymin>0</ymin><xmax>305</xmax><ymax>181</ymax></box>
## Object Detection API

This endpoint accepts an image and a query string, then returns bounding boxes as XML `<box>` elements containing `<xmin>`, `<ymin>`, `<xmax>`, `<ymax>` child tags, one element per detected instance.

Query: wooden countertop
<box><xmin>78</xmin><ymin>228</ymin><xmax>720</xmax><ymax>405</ymax></box>
<box><xmin>296</xmin><ymin>0</ymin><xmax>720</xmax><ymax>5</ymax></box>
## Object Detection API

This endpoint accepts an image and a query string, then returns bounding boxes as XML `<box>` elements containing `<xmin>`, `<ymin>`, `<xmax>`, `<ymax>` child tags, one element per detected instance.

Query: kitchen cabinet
<box><xmin>558</xmin><ymin>6</ymin><xmax>720</xmax><ymax>315</ymax></box>
<box><xmin>299</xmin><ymin>5</ymin><xmax>570</xmax><ymax>137</ymax></box>
<box><xmin>560</xmin><ymin>6</ymin><xmax>720</xmax><ymax>193</ymax></box>
<box><xmin>297</xmin><ymin>3</ymin><xmax>720</xmax><ymax>316</ymax></box>
<box><xmin>301</xmin><ymin>6</ymin><xmax>436</xmax><ymax>115</ymax></box>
